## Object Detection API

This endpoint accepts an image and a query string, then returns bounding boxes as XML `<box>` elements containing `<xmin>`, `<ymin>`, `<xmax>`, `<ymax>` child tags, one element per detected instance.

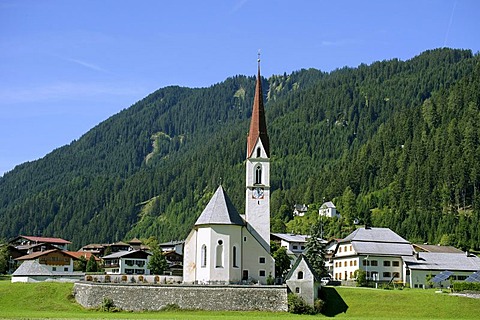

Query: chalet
<box><xmin>285</xmin><ymin>254</ymin><xmax>322</xmax><ymax>306</ymax></box>
<box><xmin>293</xmin><ymin>204</ymin><xmax>308</xmax><ymax>217</ymax></box>
<box><xmin>12</xmin><ymin>249</ymin><xmax>83</xmax><ymax>282</ymax></box>
<box><xmin>332</xmin><ymin>227</ymin><xmax>414</xmax><ymax>283</ymax></box>
<box><xmin>102</xmin><ymin>250</ymin><xmax>151</xmax><ymax>275</ymax></box>
<box><xmin>11</xmin><ymin>260</ymin><xmax>84</xmax><ymax>283</ymax></box>
<box><xmin>9</xmin><ymin>235</ymin><xmax>71</xmax><ymax>251</ymax></box>
<box><xmin>403</xmin><ymin>251</ymin><xmax>480</xmax><ymax>288</ymax></box>
<box><xmin>319</xmin><ymin>201</ymin><xmax>339</xmax><ymax>218</ymax></box>
<box><xmin>159</xmin><ymin>240</ymin><xmax>184</xmax><ymax>255</ymax></box>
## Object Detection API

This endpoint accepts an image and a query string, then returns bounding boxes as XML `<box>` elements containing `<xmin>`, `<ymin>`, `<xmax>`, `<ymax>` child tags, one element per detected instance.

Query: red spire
<box><xmin>247</xmin><ymin>57</ymin><xmax>270</xmax><ymax>158</ymax></box>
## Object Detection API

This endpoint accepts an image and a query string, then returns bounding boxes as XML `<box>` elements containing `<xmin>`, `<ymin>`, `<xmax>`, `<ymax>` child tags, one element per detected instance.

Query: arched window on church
<box><xmin>255</xmin><ymin>165</ymin><xmax>262</xmax><ymax>185</ymax></box>
<box><xmin>216</xmin><ymin>240</ymin><xmax>223</xmax><ymax>268</ymax></box>
<box><xmin>201</xmin><ymin>244</ymin><xmax>207</xmax><ymax>268</ymax></box>
<box><xmin>298</xmin><ymin>271</ymin><xmax>304</xmax><ymax>280</ymax></box>
<box><xmin>233</xmin><ymin>246</ymin><xmax>238</xmax><ymax>267</ymax></box>
<box><xmin>256</xmin><ymin>147</ymin><xmax>261</xmax><ymax>158</ymax></box>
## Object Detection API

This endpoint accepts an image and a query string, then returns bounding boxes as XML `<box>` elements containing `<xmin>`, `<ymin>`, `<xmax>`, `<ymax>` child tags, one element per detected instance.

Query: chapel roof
<box><xmin>246</xmin><ymin>59</ymin><xmax>270</xmax><ymax>158</ymax></box>
<box><xmin>194</xmin><ymin>185</ymin><xmax>244</xmax><ymax>226</ymax></box>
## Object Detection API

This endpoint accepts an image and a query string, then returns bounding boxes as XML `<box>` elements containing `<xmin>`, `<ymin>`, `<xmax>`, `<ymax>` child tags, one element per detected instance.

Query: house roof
<box><xmin>159</xmin><ymin>240</ymin><xmax>185</xmax><ymax>247</ymax></box>
<box><xmin>15</xmin><ymin>249</ymin><xmax>77</xmax><ymax>261</ymax></box>
<box><xmin>352</xmin><ymin>242</ymin><xmax>414</xmax><ymax>256</ymax></box>
<box><xmin>340</xmin><ymin>227</ymin><xmax>410</xmax><ymax>244</ymax></box>
<box><xmin>413</xmin><ymin>244</ymin><xmax>463</xmax><ymax>253</ymax></box>
<box><xmin>272</xmin><ymin>233</ymin><xmax>308</xmax><ymax>243</ymax></box>
<box><xmin>66</xmin><ymin>251</ymin><xmax>101</xmax><ymax>261</ymax></box>
<box><xmin>102</xmin><ymin>250</ymin><xmax>151</xmax><ymax>260</ymax></box>
<box><xmin>321</xmin><ymin>201</ymin><xmax>336</xmax><ymax>209</ymax></box>
<box><xmin>12</xmin><ymin>260</ymin><xmax>53</xmax><ymax>276</ymax></box>
<box><xmin>128</xmin><ymin>238</ymin><xmax>142</xmax><ymax>245</ymax></box>
<box><xmin>246</xmin><ymin>60</ymin><xmax>269</xmax><ymax>158</ymax></box>
<box><xmin>285</xmin><ymin>254</ymin><xmax>321</xmax><ymax>282</ymax></box>
<box><xmin>194</xmin><ymin>185</ymin><xmax>244</xmax><ymax>226</ymax></box>
<box><xmin>12</xmin><ymin>235</ymin><xmax>71</xmax><ymax>245</ymax></box>
<box><xmin>403</xmin><ymin>252</ymin><xmax>480</xmax><ymax>271</ymax></box>
<box><xmin>12</xmin><ymin>260</ymin><xmax>85</xmax><ymax>277</ymax></box>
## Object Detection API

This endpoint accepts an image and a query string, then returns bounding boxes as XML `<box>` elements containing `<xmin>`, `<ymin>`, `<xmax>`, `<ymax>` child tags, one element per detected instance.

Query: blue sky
<box><xmin>1</xmin><ymin>0</ymin><xmax>479</xmax><ymax>176</ymax></box>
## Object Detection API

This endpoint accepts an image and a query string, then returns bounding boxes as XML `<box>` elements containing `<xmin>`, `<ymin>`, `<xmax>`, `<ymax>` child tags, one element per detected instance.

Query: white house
<box><xmin>293</xmin><ymin>204</ymin><xmax>308</xmax><ymax>217</ymax></box>
<box><xmin>102</xmin><ymin>250</ymin><xmax>151</xmax><ymax>275</ymax></box>
<box><xmin>12</xmin><ymin>249</ymin><xmax>84</xmax><ymax>282</ymax></box>
<box><xmin>183</xmin><ymin>60</ymin><xmax>274</xmax><ymax>285</ymax></box>
<box><xmin>319</xmin><ymin>201</ymin><xmax>339</xmax><ymax>218</ymax></box>
<box><xmin>286</xmin><ymin>255</ymin><xmax>321</xmax><ymax>306</ymax></box>
<box><xmin>403</xmin><ymin>252</ymin><xmax>480</xmax><ymax>288</ymax></box>
<box><xmin>332</xmin><ymin>227</ymin><xmax>414</xmax><ymax>283</ymax></box>
<box><xmin>271</xmin><ymin>233</ymin><xmax>308</xmax><ymax>255</ymax></box>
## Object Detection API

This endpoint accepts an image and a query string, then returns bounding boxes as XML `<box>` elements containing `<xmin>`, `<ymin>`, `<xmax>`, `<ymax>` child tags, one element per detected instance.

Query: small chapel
<box><xmin>183</xmin><ymin>59</ymin><xmax>275</xmax><ymax>284</ymax></box>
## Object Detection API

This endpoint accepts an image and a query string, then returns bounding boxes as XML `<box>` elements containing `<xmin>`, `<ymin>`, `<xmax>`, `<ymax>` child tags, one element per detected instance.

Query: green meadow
<box><xmin>0</xmin><ymin>278</ymin><xmax>479</xmax><ymax>319</ymax></box>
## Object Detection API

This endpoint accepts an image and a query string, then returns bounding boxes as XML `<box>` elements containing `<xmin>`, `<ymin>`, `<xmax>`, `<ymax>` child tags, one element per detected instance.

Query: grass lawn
<box><xmin>0</xmin><ymin>279</ymin><xmax>479</xmax><ymax>319</ymax></box>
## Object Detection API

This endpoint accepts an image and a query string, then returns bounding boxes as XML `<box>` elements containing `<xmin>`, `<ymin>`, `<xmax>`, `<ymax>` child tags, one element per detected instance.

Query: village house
<box><xmin>293</xmin><ymin>204</ymin><xmax>308</xmax><ymax>217</ymax></box>
<box><xmin>332</xmin><ymin>227</ymin><xmax>414</xmax><ymax>284</ymax></box>
<box><xmin>271</xmin><ymin>233</ymin><xmax>308</xmax><ymax>256</ymax></box>
<box><xmin>403</xmin><ymin>251</ymin><xmax>480</xmax><ymax>288</ymax></box>
<box><xmin>12</xmin><ymin>248</ymin><xmax>85</xmax><ymax>283</ymax></box>
<box><xmin>319</xmin><ymin>201</ymin><xmax>340</xmax><ymax>218</ymax></box>
<box><xmin>102</xmin><ymin>250</ymin><xmax>151</xmax><ymax>275</ymax></box>
<box><xmin>9</xmin><ymin>235</ymin><xmax>72</xmax><ymax>251</ymax></box>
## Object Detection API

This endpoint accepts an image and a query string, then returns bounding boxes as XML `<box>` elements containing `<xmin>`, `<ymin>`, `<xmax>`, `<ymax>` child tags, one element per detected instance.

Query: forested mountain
<box><xmin>1</xmin><ymin>48</ymin><xmax>479</xmax><ymax>250</ymax></box>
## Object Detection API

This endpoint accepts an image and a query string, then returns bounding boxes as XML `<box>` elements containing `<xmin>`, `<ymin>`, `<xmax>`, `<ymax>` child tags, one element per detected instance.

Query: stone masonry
<box><xmin>73</xmin><ymin>282</ymin><xmax>288</xmax><ymax>312</ymax></box>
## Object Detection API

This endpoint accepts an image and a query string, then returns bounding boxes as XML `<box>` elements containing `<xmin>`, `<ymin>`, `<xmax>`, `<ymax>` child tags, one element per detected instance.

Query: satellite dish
<box><xmin>353</xmin><ymin>218</ymin><xmax>360</xmax><ymax>225</ymax></box>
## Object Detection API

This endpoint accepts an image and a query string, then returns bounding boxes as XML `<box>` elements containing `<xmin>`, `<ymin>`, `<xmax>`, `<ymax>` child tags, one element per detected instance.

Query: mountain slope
<box><xmin>0</xmin><ymin>48</ymin><xmax>478</xmax><ymax>250</ymax></box>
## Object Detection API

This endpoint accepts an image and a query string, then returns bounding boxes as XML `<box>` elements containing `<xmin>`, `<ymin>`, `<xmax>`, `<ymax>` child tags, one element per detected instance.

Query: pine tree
<box><xmin>147</xmin><ymin>240</ymin><xmax>168</xmax><ymax>275</ymax></box>
<box><xmin>304</xmin><ymin>222</ymin><xmax>327</xmax><ymax>277</ymax></box>
<box><xmin>86</xmin><ymin>255</ymin><xmax>98</xmax><ymax>272</ymax></box>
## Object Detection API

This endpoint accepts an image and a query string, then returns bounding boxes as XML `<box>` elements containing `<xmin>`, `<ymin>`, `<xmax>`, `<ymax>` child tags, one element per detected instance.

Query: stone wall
<box><xmin>73</xmin><ymin>282</ymin><xmax>288</xmax><ymax>312</ymax></box>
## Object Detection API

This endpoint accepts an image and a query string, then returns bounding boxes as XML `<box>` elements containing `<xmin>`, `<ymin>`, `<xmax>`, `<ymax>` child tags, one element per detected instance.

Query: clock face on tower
<box><xmin>252</xmin><ymin>187</ymin><xmax>264</xmax><ymax>199</ymax></box>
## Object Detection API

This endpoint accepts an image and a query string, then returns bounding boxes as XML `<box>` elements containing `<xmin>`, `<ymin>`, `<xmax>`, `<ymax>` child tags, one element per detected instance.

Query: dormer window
<box><xmin>256</xmin><ymin>147</ymin><xmax>261</xmax><ymax>158</ymax></box>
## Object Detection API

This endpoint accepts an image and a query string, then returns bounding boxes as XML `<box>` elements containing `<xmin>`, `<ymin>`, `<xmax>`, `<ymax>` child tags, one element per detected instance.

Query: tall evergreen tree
<box><xmin>304</xmin><ymin>222</ymin><xmax>327</xmax><ymax>277</ymax></box>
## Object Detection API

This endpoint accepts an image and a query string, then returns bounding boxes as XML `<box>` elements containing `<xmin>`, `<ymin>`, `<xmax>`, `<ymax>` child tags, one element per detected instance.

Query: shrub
<box><xmin>104</xmin><ymin>275</ymin><xmax>111</xmax><ymax>283</ymax></box>
<box><xmin>121</xmin><ymin>275</ymin><xmax>127</xmax><ymax>282</ymax></box>
<box><xmin>287</xmin><ymin>293</ymin><xmax>315</xmax><ymax>315</ymax></box>
<box><xmin>138</xmin><ymin>275</ymin><xmax>144</xmax><ymax>282</ymax></box>
<box><xmin>86</xmin><ymin>275</ymin><xmax>93</xmax><ymax>281</ymax></box>
<box><xmin>354</xmin><ymin>269</ymin><xmax>367</xmax><ymax>287</ymax></box>
<box><xmin>99</xmin><ymin>297</ymin><xmax>121</xmax><ymax>312</ymax></box>
<box><xmin>314</xmin><ymin>299</ymin><xmax>325</xmax><ymax>313</ymax></box>
<box><xmin>453</xmin><ymin>282</ymin><xmax>480</xmax><ymax>292</ymax></box>
<box><xmin>266</xmin><ymin>273</ymin><xmax>275</xmax><ymax>285</ymax></box>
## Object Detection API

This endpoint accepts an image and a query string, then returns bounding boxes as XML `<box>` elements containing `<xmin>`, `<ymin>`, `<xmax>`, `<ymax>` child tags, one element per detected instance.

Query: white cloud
<box><xmin>0</xmin><ymin>81</ymin><xmax>148</xmax><ymax>105</ymax></box>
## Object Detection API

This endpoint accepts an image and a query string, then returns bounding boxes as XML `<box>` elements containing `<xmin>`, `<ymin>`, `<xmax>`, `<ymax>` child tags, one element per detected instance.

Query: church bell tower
<box><xmin>245</xmin><ymin>55</ymin><xmax>270</xmax><ymax>250</ymax></box>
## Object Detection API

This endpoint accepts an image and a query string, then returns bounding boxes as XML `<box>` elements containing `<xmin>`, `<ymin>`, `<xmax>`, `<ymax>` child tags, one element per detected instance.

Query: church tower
<box><xmin>245</xmin><ymin>56</ymin><xmax>270</xmax><ymax>251</ymax></box>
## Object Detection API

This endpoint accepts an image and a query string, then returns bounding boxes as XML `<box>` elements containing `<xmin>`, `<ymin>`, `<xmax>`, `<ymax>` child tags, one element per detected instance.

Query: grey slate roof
<box><xmin>272</xmin><ymin>233</ymin><xmax>308</xmax><ymax>243</ymax></box>
<box><xmin>321</xmin><ymin>201</ymin><xmax>336</xmax><ymax>209</ymax></box>
<box><xmin>341</xmin><ymin>227</ymin><xmax>410</xmax><ymax>244</ymax></box>
<box><xmin>102</xmin><ymin>249</ymin><xmax>150</xmax><ymax>260</ymax></box>
<box><xmin>403</xmin><ymin>252</ymin><xmax>480</xmax><ymax>271</ymax></box>
<box><xmin>12</xmin><ymin>260</ymin><xmax>52</xmax><ymax>276</ymax></box>
<box><xmin>353</xmin><ymin>242</ymin><xmax>414</xmax><ymax>256</ymax></box>
<box><xmin>340</xmin><ymin>227</ymin><xmax>414</xmax><ymax>257</ymax></box>
<box><xmin>194</xmin><ymin>185</ymin><xmax>244</xmax><ymax>226</ymax></box>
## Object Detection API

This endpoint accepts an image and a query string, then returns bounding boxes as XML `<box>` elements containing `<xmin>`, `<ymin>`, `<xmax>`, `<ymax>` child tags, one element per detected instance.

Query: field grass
<box><xmin>0</xmin><ymin>279</ymin><xmax>479</xmax><ymax>319</ymax></box>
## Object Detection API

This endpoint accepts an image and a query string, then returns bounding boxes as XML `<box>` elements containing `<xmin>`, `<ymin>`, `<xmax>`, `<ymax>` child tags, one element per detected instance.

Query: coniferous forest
<box><xmin>0</xmin><ymin>48</ymin><xmax>479</xmax><ymax>250</ymax></box>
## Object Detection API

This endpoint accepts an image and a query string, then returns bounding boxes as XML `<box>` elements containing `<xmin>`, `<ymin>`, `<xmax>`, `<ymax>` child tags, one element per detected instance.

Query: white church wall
<box><xmin>183</xmin><ymin>229</ymin><xmax>197</xmax><ymax>283</ymax></box>
<box><xmin>241</xmin><ymin>227</ymin><xmax>274</xmax><ymax>284</ymax></box>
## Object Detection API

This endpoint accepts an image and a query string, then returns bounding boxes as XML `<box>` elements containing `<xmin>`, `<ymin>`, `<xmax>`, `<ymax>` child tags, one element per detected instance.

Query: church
<box><xmin>183</xmin><ymin>59</ymin><xmax>275</xmax><ymax>284</ymax></box>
